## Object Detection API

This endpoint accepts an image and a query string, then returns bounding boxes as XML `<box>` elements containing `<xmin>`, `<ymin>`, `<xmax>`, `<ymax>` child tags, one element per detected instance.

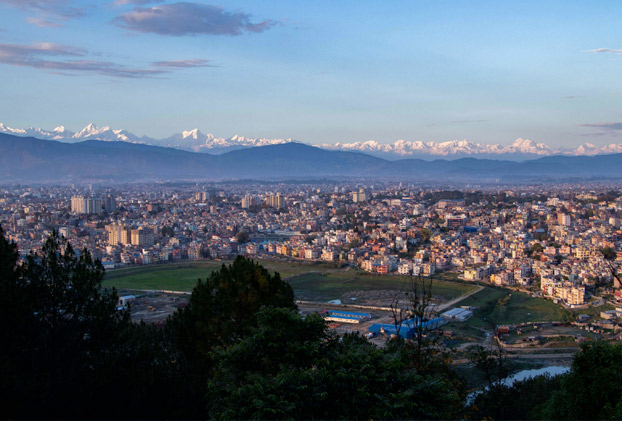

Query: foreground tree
<box><xmin>170</xmin><ymin>255</ymin><xmax>296</xmax><ymax>353</ymax></box>
<box><xmin>471</xmin><ymin>373</ymin><xmax>563</xmax><ymax>420</ymax></box>
<box><xmin>207</xmin><ymin>307</ymin><xmax>465</xmax><ymax>420</ymax></box>
<box><xmin>467</xmin><ymin>343</ymin><xmax>512</xmax><ymax>419</ymax></box>
<box><xmin>389</xmin><ymin>274</ymin><xmax>450</xmax><ymax>375</ymax></box>
<box><xmin>472</xmin><ymin>341</ymin><xmax>622</xmax><ymax>420</ymax></box>
<box><xmin>167</xmin><ymin>256</ymin><xmax>297</xmax><ymax>417</ymax></box>
<box><xmin>0</xmin><ymin>229</ymin><xmax>129</xmax><ymax>418</ymax></box>
<box><xmin>0</xmin><ymin>226</ymin><xmax>36</xmax><ymax>416</ymax></box>
<box><xmin>539</xmin><ymin>341</ymin><xmax>622</xmax><ymax>420</ymax></box>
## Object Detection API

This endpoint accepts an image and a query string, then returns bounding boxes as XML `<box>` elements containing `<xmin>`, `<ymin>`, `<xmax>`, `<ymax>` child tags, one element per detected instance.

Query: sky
<box><xmin>0</xmin><ymin>0</ymin><xmax>621</xmax><ymax>147</ymax></box>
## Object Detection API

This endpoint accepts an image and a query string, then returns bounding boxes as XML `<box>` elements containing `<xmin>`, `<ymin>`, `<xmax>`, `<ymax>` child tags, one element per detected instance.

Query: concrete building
<box><xmin>352</xmin><ymin>188</ymin><xmax>367</xmax><ymax>203</ymax></box>
<box><xmin>131</xmin><ymin>227</ymin><xmax>154</xmax><ymax>247</ymax></box>
<box><xmin>265</xmin><ymin>193</ymin><xmax>285</xmax><ymax>209</ymax></box>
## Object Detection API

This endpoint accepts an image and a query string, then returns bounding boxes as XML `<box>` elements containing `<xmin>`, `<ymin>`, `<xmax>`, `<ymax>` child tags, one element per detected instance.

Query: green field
<box><xmin>103</xmin><ymin>259</ymin><xmax>577</xmax><ymax>329</ymax></box>
<box><xmin>103</xmin><ymin>261</ymin><xmax>226</xmax><ymax>291</ymax></box>
<box><xmin>103</xmin><ymin>259</ymin><xmax>476</xmax><ymax>302</ymax></box>
<box><xmin>286</xmin><ymin>271</ymin><xmax>474</xmax><ymax>302</ymax></box>
<box><xmin>459</xmin><ymin>287</ymin><xmax>571</xmax><ymax>328</ymax></box>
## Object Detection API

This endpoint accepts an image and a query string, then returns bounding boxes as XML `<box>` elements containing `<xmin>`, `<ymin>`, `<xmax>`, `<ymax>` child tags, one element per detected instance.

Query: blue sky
<box><xmin>1</xmin><ymin>0</ymin><xmax>621</xmax><ymax>147</ymax></box>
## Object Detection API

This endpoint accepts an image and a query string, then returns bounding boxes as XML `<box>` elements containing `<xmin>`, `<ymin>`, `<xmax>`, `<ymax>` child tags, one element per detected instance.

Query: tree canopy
<box><xmin>4</xmin><ymin>227</ymin><xmax>622</xmax><ymax>420</ymax></box>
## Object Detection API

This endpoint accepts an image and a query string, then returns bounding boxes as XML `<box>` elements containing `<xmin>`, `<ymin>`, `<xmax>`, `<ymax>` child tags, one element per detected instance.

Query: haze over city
<box><xmin>1</xmin><ymin>0</ymin><xmax>622</xmax><ymax>148</ymax></box>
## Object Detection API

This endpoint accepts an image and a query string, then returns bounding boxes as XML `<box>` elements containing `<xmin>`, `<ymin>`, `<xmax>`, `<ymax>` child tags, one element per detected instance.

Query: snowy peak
<box><xmin>507</xmin><ymin>138</ymin><xmax>553</xmax><ymax>155</ymax></box>
<box><xmin>4</xmin><ymin>121</ymin><xmax>622</xmax><ymax>159</ymax></box>
<box><xmin>74</xmin><ymin>123</ymin><xmax>99</xmax><ymax>138</ymax></box>
<box><xmin>182</xmin><ymin>128</ymin><xmax>202</xmax><ymax>140</ymax></box>
<box><xmin>0</xmin><ymin>122</ymin><xmax>293</xmax><ymax>154</ymax></box>
<box><xmin>322</xmin><ymin>137</ymin><xmax>622</xmax><ymax>159</ymax></box>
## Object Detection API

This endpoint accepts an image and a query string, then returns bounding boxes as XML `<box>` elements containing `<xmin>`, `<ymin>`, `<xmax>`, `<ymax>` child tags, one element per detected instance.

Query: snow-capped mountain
<box><xmin>0</xmin><ymin>122</ymin><xmax>293</xmax><ymax>154</ymax></box>
<box><xmin>322</xmin><ymin>137</ymin><xmax>584</xmax><ymax>159</ymax></box>
<box><xmin>3</xmin><ymin>122</ymin><xmax>622</xmax><ymax>159</ymax></box>
<box><xmin>155</xmin><ymin>129</ymin><xmax>292</xmax><ymax>152</ymax></box>
<box><xmin>0</xmin><ymin>122</ymin><xmax>76</xmax><ymax>140</ymax></box>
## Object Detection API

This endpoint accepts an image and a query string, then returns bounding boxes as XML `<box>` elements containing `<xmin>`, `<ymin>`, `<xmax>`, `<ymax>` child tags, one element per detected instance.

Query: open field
<box><xmin>103</xmin><ymin>258</ymin><xmax>341</xmax><ymax>291</ymax></box>
<box><xmin>103</xmin><ymin>259</ymin><xmax>476</xmax><ymax>303</ymax></box>
<box><xmin>459</xmin><ymin>287</ymin><xmax>570</xmax><ymax>329</ymax></box>
<box><xmin>104</xmin><ymin>261</ymin><xmax>226</xmax><ymax>291</ymax></box>
<box><xmin>287</xmin><ymin>271</ymin><xmax>474</xmax><ymax>303</ymax></box>
<box><xmin>103</xmin><ymin>260</ymin><xmax>572</xmax><ymax>331</ymax></box>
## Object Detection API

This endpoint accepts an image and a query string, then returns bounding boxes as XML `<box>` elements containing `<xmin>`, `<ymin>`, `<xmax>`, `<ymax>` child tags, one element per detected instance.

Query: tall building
<box><xmin>86</xmin><ymin>197</ymin><xmax>102</xmax><ymax>214</ymax></box>
<box><xmin>121</xmin><ymin>228</ymin><xmax>132</xmax><ymax>245</ymax></box>
<box><xmin>71</xmin><ymin>195</ymin><xmax>104</xmax><ymax>214</ymax></box>
<box><xmin>195</xmin><ymin>192</ymin><xmax>208</xmax><ymax>202</ymax></box>
<box><xmin>71</xmin><ymin>195</ymin><xmax>86</xmax><ymax>213</ymax></box>
<box><xmin>104</xmin><ymin>195</ymin><xmax>116</xmax><ymax>213</ymax></box>
<box><xmin>106</xmin><ymin>223</ymin><xmax>131</xmax><ymax>245</ymax></box>
<box><xmin>265</xmin><ymin>193</ymin><xmax>285</xmax><ymax>209</ymax></box>
<box><xmin>558</xmin><ymin>213</ymin><xmax>571</xmax><ymax>226</ymax></box>
<box><xmin>352</xmin><ymin>188</ymin><xmax>367</xmax><ymax>203</ymax></box>
<box><xmin>131</xmin><ymin>227</ymin><xmax>154</xmax><ymax>247</ymax></box>
<box><xmin>241</xmin><ymin>195</ymin><xmax>260</xmax><ymax>209</ymax></box>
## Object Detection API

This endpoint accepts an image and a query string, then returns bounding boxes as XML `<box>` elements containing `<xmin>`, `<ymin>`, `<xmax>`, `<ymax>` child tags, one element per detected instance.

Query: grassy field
<box><xmin>103</xmin><ymin>259</ymin><xmax>476</xmax><ymax>301</ymax></box>
<box><xmin>286</xmin><ymin>271</ymin><xmax>475</xmax><ymax>302</ymax></box>
<box><xmin>459</xmin><ymin>287</ymin><xmax>571</xmax><ymax>329</ymax></box>
<box><xmin>103</xmin><ymin>259</ymin><xmax>578</xmax><ymax>330</ymax></box>
<box><xmin>103</xmin><ymin>258</ymin><xmax>344</xmax><ymax>291</ymax></box>
<box><xmin>103</xmin><ymin>261</ymin><xmax>226</xmax><ymax>291</ymax></box>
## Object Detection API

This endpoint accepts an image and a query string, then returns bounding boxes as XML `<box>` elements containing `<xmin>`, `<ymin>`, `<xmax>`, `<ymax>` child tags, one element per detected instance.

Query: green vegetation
<box><xmin>104</xmin><ymin>259</ymin><xmax>476</xmax><ymax>302</ymax></box>
<box><xmin>459</xmin><ymin>287</ymin><xmax>569</xmax><ymax>328</ymax></box>
<box><xmin>288</xmin><ymin>271</ymin><xmax>474</xmax><ymax>302</ymax></box>
<box><xmin>473</xmin><ymin>341</ymin><xmax>622</xmax><ymax>420</ymax></box>
<box><xmin>7</xmin><ymin>229</ymin><xmax>622</xmax><ymax>419</ymax></box>
<box><xmin>103</xmin><ymin>261</ymin><xmax>225</xmax><ymax>290</ymax></box>
<box><xmin>103</xmin><ymin>258</ymin><xmax>333</xmax><ymax>291</ymax></box>
<box><xmin>0</xmin><ymin>229</ymin><xmax>467</xmax><ymax>419</ymax></box>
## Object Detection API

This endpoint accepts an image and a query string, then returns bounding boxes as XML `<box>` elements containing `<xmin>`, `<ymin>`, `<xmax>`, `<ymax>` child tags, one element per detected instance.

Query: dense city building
<box><xmin>4</xmin><ymin>182</ymin><xmax>622</xmax><ymax>310</ymax></box>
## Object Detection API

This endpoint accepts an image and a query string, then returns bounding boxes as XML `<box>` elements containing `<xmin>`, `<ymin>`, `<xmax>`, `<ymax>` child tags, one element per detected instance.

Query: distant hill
<box><xmin>5</xmin><ymin>121</ymin><xmax>622</xmax><ymax>160</ymax></box>
<box><xmin>2</xmin><ymin>133</ymin><xmax>622</xmax><ymax>183</ymax></box>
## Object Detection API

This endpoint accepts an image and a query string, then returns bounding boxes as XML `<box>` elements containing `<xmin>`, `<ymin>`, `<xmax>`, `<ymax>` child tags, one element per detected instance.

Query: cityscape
<box><xmin>4</xmin><ymin>182</ymin><xmax>622</xmax><ymax>318</ymax></box>
<box><xmin>3</xmin><ymin>0</ymin><xmax>622</xmax><ymax>419</ymax></box>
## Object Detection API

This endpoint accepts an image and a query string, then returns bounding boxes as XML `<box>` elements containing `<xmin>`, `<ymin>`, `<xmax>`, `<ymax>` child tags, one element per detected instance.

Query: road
<box><xmin>438</xmin><ymin>285</ymin><xmax>485</xmax><ymax>312</ymax></box>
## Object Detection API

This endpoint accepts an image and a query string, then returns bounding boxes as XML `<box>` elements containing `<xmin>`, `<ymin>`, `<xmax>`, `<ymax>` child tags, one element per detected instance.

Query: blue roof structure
<box><xmin>369</xmin><ymin>318</ymin><xmax>445</xmax><ymax>339</ymax></box>
<box><xmin>327</xmin><ymin>310</ymin><xmax>372</xmax><ymax>319</ymax></box>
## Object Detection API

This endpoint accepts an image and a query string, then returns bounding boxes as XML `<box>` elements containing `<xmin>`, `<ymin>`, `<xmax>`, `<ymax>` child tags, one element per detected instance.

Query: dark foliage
<box><xmin>539</xmin><ymin>341</ymin><xmax>622</xmax><ymax>420</ymax></box>
<box><xmin>0</xmin><ymin>229</ymin><xmax>129</xmax><ymax>418</ymax></box>
<box><xmin>207</xmin><ymin>307</ymin><xmax>464</xmax><ymax>420</ymax></box>
<box><xmin>9</xmin><ymin>228</ymin><xmax>622</xmax><ymax>420</ymax></box>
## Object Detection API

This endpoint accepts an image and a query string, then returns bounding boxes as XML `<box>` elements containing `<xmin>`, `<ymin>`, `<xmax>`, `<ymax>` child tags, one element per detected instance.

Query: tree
<box><xmin>389</xmin><ymin>275</ymin><xmax>445</xmax><ymax>373</ymax></box>
<box><xmin>467</xmin><ymin>343</ymin><xmax>511</xmax><ymax>419</ymax></box>
<box><xmin>602</xmin><ymin>246</ymin><xmax>617</xmax><ymax>261</ymax></box>
<box><xmin>471</xmin><ymin>373</ymin><xmax>563</xmax><ymax>420</ymax></box>
<box><xmin>161</xmin><ymin>225</ymin><xmax>175</xmax><ymax>237</ymax></box>
<box><xmin>0</xmin><ymin>229</ymin><xmax>128</xmax><ymax>418</ymax></box>
<box><xmin>168</xmin><ymin>256</ymin><xmax>296</xmax><ymax>417</ymax></box>
<box><xmin>207</xmin><ymin>307</ymin><xmax>464</xmax><ymax>420</ymax></box>
<box><xmin>539</xmin><ymin>341</ymin><xmax>622</xmax><ymax>420</ymax></box>
<box><xmin>235</xmin><ymin>230</ymin><xmax>249</xmax><ymax>243</ymax></box>
<box><xmin>420</xmin><ymin>228</ymin><xmax>432</xmax><ymax>243</ymax></box>
<box><xmin>170</xmin><ymin>256</ymin><xmax>295</xmax><ymax>352</ymax></box>
<box><xmin>0</xmin><ymin>226</ymin><xmax>35</xmax><ymax>416</ymax></box>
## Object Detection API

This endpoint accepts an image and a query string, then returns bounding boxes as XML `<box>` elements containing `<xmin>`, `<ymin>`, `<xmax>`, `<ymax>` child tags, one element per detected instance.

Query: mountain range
<box><xmin>2</xmin><ymin>122</ymin><xmax>622</xmax><ymax>160</ymax></box>
<box><xmin>0</xmin><ymin>122</ymin><xmax>292</xmax><ymax>155</ymax></box>
<box><xmin>2</xmin><ymin>132</ymin><xmax>622</xmax><ymax>183</ymax></box>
